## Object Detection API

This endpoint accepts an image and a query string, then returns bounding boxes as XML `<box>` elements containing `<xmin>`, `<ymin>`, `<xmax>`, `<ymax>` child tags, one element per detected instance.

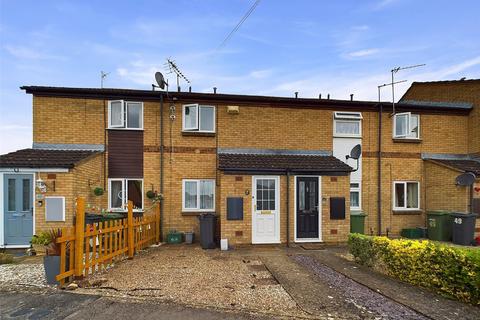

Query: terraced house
<box><xmin>1</xmin><ymin>79</ymin><xmax>479</xmax><ymax>248</ymax></box>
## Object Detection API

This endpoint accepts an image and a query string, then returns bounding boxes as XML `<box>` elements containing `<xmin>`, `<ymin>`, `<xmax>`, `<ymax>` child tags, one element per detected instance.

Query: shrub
<box><xmin>348</xmin><ymin>233</ymin><xmax>480</xmax><ymax>305</ymax></box>
<box><xmin>31</xmin><ymin>231</ymin><xmax>52</xmax><ymax>245</ymax></box>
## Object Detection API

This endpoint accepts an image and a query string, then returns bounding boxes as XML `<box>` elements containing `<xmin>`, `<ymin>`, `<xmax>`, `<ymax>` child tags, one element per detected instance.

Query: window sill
<box><xmin>182</xmin><ymin>211</ymin><xmax>216</xmax><ymax>216</ymax></box>
<box><xmin>392</xmin><ymin>138</ymin><xmax>422</xmax><ymax>143</ymax></box>
<box><xmin>392</xmin><ymin>210</ymin><xmax>423</xmax><ymax>215</ymax></box>
<box><xmin>333</xmin><ymin>135</ymin><xmax>362</xmax><ymax>139</ymax></box>
<box><xmin>182</xmin><ymin>131</ymin><xmax>216</xmax><ymax>137</ymax></box>
<box><xmin>107</xmin><ymin>128</ymin><xmax>144</xmax><ymax>131</ymax></box>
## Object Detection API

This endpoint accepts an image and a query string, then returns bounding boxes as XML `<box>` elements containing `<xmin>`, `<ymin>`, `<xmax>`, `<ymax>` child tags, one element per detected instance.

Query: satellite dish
<box><xmin>155</xmin><ymin>72</ymin><xmax>166</xmax><ymax>89</ymax></box>
<box><xmin>455</xmin><ymin>172</ymin><xmax>476</xmax><ymax>186</ymax></box>
<box><xmin>348</xmin><ymin>144</ymin><xmax>362</xmax><ymax>160</ymax></box>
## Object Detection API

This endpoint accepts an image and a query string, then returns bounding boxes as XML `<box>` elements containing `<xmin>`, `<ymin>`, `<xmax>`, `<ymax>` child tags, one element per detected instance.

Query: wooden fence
<box><xmin>56</xmin><ymin>197</ymin><xmax>160</xmax><ymax>285</ymax></box>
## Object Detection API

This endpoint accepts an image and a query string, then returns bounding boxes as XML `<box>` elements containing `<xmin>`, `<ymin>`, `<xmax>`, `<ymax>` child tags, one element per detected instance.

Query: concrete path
<box><xmin>304</xmin><ymin>248</ymin><xmax>480</xmax><ymax>320</ymax></box>
<box><xmin>0</xmin><ymin>289</ymin><xmax>280</xmax><ymax>320</ymax></box>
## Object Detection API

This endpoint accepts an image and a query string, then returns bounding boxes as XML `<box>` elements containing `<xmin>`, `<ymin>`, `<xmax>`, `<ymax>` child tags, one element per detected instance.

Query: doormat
<box><xmin>300</xmin><ymin>244</ymin><xmax>326</xmax><ymax>250</ymax></box>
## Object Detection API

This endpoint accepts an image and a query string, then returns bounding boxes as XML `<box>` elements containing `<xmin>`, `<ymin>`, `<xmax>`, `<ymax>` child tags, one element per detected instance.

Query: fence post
<box><xmin>155</xmin><ymin>203</ymin><xmax>160</xmax><ymax>244</ymax></box>
<box><xmin>74</xmin><ymin>197</ymin><xmax>85</xmax><ymax>278</ymax></box>
<box><xmin>127</xmin><ymin>201</ymin><xmax>134</xmax><ymax>258</ymax></box>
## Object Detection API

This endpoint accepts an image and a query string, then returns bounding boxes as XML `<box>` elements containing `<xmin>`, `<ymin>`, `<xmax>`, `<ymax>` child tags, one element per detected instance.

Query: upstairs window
<box><xmin>333</xmin><ymin>112</ymin><xmax>362</xmax><ymax>137</ymax></box>
<box><xmin>108</xmin><ymin>100</ymin><xmax>143</xmax><ymax>129</ymax></box>
<box><xmin>393</xmin><ymin>112</ymin><xmax>419</xmax><ymax>139</ymax></box>
<box><xmin>183</xmin><ymin>104</ymin><xmax>215</xmax><ymax>133</ymax></box>
<box><xmin>108</xmin><ymin>178</ymin><xmax>144</xmax><ymax>211</ymax></box>
<box><xmin>393</xmin><ymin>181</ymin><xmax>419</xmax><ymax>210</ymax></box>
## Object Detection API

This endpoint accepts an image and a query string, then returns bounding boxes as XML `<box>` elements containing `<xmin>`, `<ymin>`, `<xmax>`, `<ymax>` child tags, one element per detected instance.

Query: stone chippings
<box><xmin>0</xmin><ymin>263</ymin><xmax>49</xmax><ymax>288</ymax></box>
<box><xmin>292</xmin><ymin>255</ymin><xmax>428</xmax><ymax>320</ymax></box>
<box><xmin>81</xmin><ymin>246</ymin><xmax>305</xmax><ymax>318</ymax></box>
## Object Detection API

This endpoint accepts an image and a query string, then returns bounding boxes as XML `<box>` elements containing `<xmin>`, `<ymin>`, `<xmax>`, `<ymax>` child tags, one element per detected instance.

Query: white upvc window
<box><xmin>182</xmin><ymin>104</ymin><xmax>215</xmax><ymax>133</ymax></box>
<box><xmin>333</xmin><ymin>111</ymin><xmax>362</xmax><ymax>137</ymax></box>
<box><xmin>108</xmin><ymin>178</ymin><xmax>144</xmax><ymax>211</ymax></box>
<box><xmin>182</xmin><ymin>179</ymin><xmax>215</xmax><ymax>211</ymax></box>
<box><xmin>350</xmin><ymin>182</ymin><xmax>361</xmax><ymax>210</ymax></box>
<box><xmin>393</xmin><ymin>112</ymin><xmax>419</xmax><ymax>139</ymax></box>
<box><xmin>393</xmin><ymin>181</ymin><xmax>420</xmax><ymax>210</ymax></box>
<box><xmin>108</xmin><ymin>100</ymin><xmax>143</xmax><ymax>129</ymax></box>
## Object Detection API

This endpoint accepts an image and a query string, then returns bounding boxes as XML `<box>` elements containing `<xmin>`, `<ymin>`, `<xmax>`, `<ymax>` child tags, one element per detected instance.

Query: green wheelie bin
<box><xmin>350</xmin><ymin>212</ymin><xmax>367</xmax><ymax>234</ymax></box>
<box><xmin>427</xmin><ymin>211</ymin><xmax>452</xmax><ymax>241</ymax></box>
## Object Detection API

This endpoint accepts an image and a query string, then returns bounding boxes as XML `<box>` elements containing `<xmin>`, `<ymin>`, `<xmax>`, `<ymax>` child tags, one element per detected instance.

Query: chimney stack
<box><xmin>350</xmin><ymin>94</ymin><xmax>354</xmax><ymax>101</ymax></box>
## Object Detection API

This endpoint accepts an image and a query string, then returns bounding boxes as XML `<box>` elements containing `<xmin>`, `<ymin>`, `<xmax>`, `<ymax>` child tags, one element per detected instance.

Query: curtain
<box><xmin>200</xmin><ymin>180</ymin><xmax>214</xmax><ymax>210</ymax></box>
<box><xmin>336</xmin><ymin>120</ymin><xmax>359</xmax><ymax>135</ymax></box>
<box><xmin>110</xmin><ymin>180</ymin><xmax>123</xmax><ymax>209</ymax></box>
<box><xmin>406</xmin><ymin>183</ymin><xmax>418</xmax><ymax>208</ymax></box>
<box><xmin>184</xmin><ymin>181</ymin><xmax>198</xmax><ymax>209</ymax></box>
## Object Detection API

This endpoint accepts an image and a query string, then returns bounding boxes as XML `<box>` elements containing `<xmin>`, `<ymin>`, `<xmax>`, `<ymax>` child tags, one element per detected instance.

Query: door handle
<box><xmin>12</xmin><ymin>213</ymin><xmax>25</xmax><ymax>217</ymax></box>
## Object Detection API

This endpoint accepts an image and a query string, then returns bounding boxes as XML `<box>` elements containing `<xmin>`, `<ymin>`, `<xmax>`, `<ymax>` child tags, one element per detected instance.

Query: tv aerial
<box><xmin>345</xmin><ymin>144</ymin><xmax>362</xmax><ymax>172</ymax></box>
<box><xmin>152</xmin><ymin>72</ymin><xmax>168</xmax><ymax>91</ymax></box>
<box><xmin>165</xmin><ymin>58</ymin><xmax>190</xmax><ymax>92</ymax></box>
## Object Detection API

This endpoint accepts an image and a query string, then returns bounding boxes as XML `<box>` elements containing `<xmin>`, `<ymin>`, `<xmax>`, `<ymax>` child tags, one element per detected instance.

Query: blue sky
<box><xmin>1</xmin><ymin>0</ymin><xmax>479</xmax><ymax>153</ymax></box>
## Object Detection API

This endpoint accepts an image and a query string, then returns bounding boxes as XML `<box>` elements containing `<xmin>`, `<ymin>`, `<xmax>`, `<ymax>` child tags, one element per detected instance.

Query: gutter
<box><xmin>286</xmin><ymin>170</ymin><xmax>290</xmax><ymax>246</ymax></box>
<box><xmin>160</xmin><ymin>93</ymin><xmax>164</xmax><ymax>241</ymax></box>
<box><xmin>377</xmin><ymin>103</ymin><xmax>383</xmax><ymax>236</ymax></box>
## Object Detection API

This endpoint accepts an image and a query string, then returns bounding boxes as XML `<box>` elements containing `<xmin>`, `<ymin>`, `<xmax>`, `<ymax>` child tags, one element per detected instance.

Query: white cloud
<box><xmin>347</xmin><ymin>48</ymin><xmax>379</xmax><ymax>58</ymax></box>
<box><xmin>4</xmin><ymin>45</ymin><xmax>65</xmax><ymax>60</ymax></box>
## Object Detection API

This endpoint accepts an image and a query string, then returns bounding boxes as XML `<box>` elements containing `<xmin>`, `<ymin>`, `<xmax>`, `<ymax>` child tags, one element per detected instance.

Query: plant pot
<box><xmin>44</xmin><ymin>255</ymin><xmax>61</xmax><ymax>285</ymax></box>
<box><xmin>32</xmin><ymin>244</ymin><xmax>46</xmax><ymax>256</ymax></box>
<box><xmin>184</xmin><ymin>232</ymin><xmax>194</xmax><ymax>244</ymax></box>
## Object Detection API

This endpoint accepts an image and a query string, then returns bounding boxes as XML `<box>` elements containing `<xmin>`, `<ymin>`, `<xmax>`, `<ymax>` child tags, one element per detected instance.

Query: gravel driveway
<box><xmin>80</xmin><ymin>245</ymin><xmax>306</xmax><ymax>318</ymax></box>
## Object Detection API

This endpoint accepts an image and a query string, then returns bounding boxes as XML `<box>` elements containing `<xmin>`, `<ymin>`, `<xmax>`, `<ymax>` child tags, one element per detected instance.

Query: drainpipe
<box><xmin>377</xmin><ymin>103</ymin><xmax>383</xmax><ymax>236</ymax></box>
<box><xmin>160</xmin><ymin>93</ymin><xmax>164</xmax><ymax>241</ymax></box>
<box><xmin>286</xmin><ymin>170</ymin><xmax>290</xmax><ymax>246</ymax></box>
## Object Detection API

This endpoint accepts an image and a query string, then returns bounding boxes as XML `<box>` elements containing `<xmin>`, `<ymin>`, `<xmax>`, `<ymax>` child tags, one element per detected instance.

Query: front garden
<box><xmin>348</xmin><ymin>233</ymin><xmax>480</xmax><ymax>305</ymax></box>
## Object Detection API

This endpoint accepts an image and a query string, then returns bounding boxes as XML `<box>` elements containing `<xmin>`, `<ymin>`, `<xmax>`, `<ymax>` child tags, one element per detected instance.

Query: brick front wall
<box><xmin>401</xmin><ymin>81</ymin><xmax>480</xmax><ymax>154</ymax></box>
<box><xmin>30</xmin><ymin>91</ymin><xmax>477</xmax><ymax>243</ymax></box>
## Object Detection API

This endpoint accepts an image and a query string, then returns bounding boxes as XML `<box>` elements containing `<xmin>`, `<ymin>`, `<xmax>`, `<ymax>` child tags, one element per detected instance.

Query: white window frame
<box><xmin>350</xmin><ymin>182</ymin><xmax>361</xmax><ymax>211</ymax></box>
<box><xmin>108</xmin><ymin>178</ymin><xmax>144</xmax><ymax>212</ymax></box>
<box><xmin>182</xmin><ymin>104</ymin><xmax>216</xmax><ymax>133</ymax></box>
<box><xmin>393</xmin><ymin>181</ymin><xmax>420</xmax><ymax>211</ymax></box>
<box><xmin>45</xmin><ymin>196</ymin><xmax>66</xmax><ymax>222</ymax></box>
<box><xmin>182</xmin><ymin>179</ymin><xmax>216</xmax><ymax>212</ymax></box>
<box><xmin>108</xmin><ymin>100</ymin><xmax>143</xmax><ymax>130</ymax></box>
<box><xmin>393</xmin><ymin>112</ymin><xmax>420</xmax><ymax>139</ymax></box>
<box><xmin>333</xmin><ymin>111</ymin><xmax>362</xmax><ymax>138</ymax></box>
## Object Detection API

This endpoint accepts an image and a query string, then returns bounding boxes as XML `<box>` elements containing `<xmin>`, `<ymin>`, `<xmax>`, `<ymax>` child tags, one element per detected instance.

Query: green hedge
<box><xmin>348</xmin><ymin>233</ymin><xmax>480</xmax><ymax>305</ymax></box>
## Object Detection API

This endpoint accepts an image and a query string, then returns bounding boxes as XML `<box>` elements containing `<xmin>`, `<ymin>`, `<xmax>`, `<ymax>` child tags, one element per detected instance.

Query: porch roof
<box><xmin>0</xmin><ymin>148</ymin><xmax>100</xmax><ymax>169</ymax></box>
<box><xmin>218</xmin><ymin>152</ymin><xmax>352</xmax><ymax>176</ymax></box>
<box><xmin>425</xmin><ymin>159</ymin><xmax>480</xmax><ymax>176</ymax></box>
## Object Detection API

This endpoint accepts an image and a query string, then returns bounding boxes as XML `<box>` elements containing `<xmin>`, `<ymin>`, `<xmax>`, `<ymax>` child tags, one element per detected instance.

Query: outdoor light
<box><xmin>36</xmin><ymin>177</ymin><xmax>47</xmax><ymax>193</ymax></box>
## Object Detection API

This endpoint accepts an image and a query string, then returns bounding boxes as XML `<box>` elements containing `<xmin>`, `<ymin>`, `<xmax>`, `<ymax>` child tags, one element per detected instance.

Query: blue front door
<box><xmin>4</xmin><ymin>174</ymin><xmax>33</xmax><ymax>245</ymax></box>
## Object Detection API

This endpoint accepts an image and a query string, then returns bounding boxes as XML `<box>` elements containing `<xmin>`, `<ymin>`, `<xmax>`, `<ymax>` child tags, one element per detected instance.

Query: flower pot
<box><xmin>43</xmin><ymin>255</ymin><xmax>61</xmax><ymax>285</ymax></box>
<box><xmin>32</xmin><ymin>244</ymin><xmax>46</xmax><ymax>256</ymax></box>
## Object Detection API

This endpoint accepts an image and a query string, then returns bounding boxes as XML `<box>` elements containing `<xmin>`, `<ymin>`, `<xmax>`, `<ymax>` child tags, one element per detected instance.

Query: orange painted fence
<box><xmin>56</xmin><ymin>197</ymin><xmax>161</xmax><ymax>285</ymax></box>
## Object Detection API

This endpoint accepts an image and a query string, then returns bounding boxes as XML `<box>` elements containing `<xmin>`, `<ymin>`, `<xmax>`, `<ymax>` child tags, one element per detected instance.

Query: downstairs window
<box><xmin>108</xmin><ymin>178</ymin><xmax>143</xmax><ymax>211</ymax></box>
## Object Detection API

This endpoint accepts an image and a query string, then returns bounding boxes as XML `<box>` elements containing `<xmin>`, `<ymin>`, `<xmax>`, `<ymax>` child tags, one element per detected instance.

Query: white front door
<box><xmin>252</xmin><ymin>176</ymin><xmax>280</xmax><ymax>244</ymax></box>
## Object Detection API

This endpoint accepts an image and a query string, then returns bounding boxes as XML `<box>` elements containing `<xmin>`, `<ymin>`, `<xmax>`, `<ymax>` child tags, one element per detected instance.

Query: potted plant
<box><xmin>146</xmin><ymin>190</ymin><xmax>163</xmax><ymax>203</ymax></box>
<box><xmin>30</xmin><ymin>232</ymin><xmax>50</xmax><ymax>256</ymax></box>
<box><xmin>93</xmin><ymin>187</ymin><xmax>104</xmax><ymax>196</ymax></box>
<box><xmin>43</xmin><ymin>229</ymin><xmax>67</xmax><ymax>285</ymax></box>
